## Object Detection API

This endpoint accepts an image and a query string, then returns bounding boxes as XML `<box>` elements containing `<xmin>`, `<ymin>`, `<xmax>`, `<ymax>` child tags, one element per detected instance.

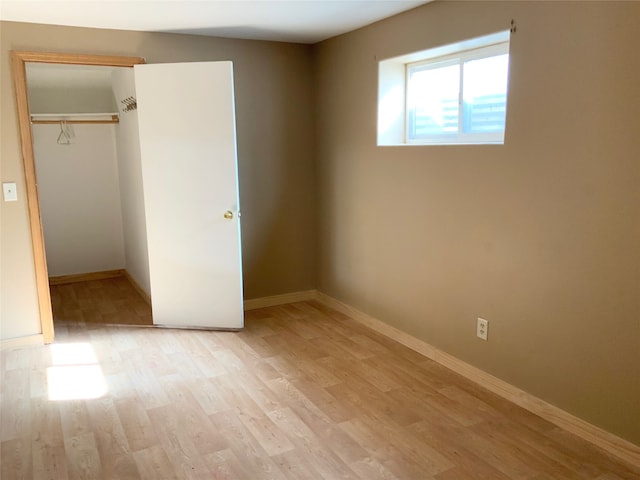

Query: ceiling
<box><xmin>0</xmin><ymin>0</ymin><xmax>433</xmax><ymax>44</ymax></box>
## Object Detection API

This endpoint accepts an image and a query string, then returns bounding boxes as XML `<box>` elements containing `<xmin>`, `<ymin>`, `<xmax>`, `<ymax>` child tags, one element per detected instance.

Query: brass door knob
<box><xmin>224</xmin><ymin>210</ymin><xmax>234</xmax><ymax>220</ymax></box>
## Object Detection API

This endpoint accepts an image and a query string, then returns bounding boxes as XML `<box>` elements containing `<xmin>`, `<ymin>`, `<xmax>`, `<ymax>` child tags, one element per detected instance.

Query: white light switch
<box><xmin>3</xmin><ymin>183</ymin><xmax>18</xmax><ymax>202</ymax></box>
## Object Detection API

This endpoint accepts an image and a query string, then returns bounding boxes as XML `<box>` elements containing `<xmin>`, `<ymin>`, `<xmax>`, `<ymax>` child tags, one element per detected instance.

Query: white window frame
<box><xmin>405</xmin><ymin>43</ymin><xmax>509</xmax><ymax>145</ymax></box>
<box><xmin>377</xmin><ymin>30</ymin><xmax>511</xmax><ymax>146</ymax></box>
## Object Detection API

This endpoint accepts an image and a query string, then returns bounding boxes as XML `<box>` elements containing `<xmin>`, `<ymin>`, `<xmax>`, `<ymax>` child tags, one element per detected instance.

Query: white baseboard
<box><xmin>1</xmin><ymin>334</ymin><xmax>44</xmax><ymax>351</ymax></box>
<box><xmin>244</xmin><ymin>290</ymin><xmax>318</xmax><ymax>310</ymax></box>
<box><xmin>315</xmin><ymin>291</ymin><xmax>640</xmax><ymax>468</ymax></box>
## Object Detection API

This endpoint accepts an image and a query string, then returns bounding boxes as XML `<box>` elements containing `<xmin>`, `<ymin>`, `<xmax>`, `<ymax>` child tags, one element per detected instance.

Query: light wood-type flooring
<box><xmin>2</xmin><ymin>283</ymin><xmax>639</xmax><ymax>479</ymax></box>
<box><xmin>50</xmin><ymin>276</ymin><xmax>154</xmax><ymax>326</ymax></box>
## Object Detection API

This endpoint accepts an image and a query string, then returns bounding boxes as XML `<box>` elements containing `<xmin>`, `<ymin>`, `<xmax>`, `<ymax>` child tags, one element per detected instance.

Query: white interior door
<box><xmin>134</xmin><ymin>61</ymin><xmax>243</xmax><ymax>329</ymax></box>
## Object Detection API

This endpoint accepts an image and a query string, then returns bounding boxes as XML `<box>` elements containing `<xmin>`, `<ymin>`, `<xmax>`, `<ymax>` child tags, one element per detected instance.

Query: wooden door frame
<box><xmin>11</xmin><ymin>51</ymin><xmax>146</xmax><ymax>343</ymax></box>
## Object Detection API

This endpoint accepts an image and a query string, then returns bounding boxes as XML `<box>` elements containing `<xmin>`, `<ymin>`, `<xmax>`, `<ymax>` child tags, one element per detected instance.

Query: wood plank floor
<box><xmin>50</xmin><ymin>276</ymin><xmax>153</xmax><ymax>326</ymax></box>
<box><xmin>2</xmin><ymin>288</ymin><xmax>639</xmax><ymax>478</ymax></box>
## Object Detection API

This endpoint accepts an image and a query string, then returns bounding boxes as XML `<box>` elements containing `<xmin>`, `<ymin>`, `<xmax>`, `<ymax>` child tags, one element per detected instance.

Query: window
<box><xmin>378</xmin><ymin>30</ymin><xmax>511</xmax><ymax>146</ymax></box>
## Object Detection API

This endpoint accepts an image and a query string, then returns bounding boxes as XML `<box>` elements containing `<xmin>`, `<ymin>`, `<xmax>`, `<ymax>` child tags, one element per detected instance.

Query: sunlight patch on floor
<box><xmin>47</xmin><ymin>342</ymin><xmax>107</xmax><ymax>400</ymax></box>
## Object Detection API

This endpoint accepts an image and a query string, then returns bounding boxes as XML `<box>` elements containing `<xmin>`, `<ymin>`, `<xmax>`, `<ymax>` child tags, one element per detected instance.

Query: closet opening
<box><xmin>13</xmin><ymin>51</ymin><xmax>246</xmax><ymax>343</ymax></box>
<box><xmin>13</xmin><ymin>52</ymin><xmax>147</xmax><ymax>342</ymax></box>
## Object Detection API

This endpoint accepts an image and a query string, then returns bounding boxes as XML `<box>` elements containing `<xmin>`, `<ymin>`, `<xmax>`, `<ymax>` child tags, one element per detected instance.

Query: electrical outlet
<box><xmin>477</xmin><ymin>317</ymin><xmax>489</xmax><ymax>341</ymax></box>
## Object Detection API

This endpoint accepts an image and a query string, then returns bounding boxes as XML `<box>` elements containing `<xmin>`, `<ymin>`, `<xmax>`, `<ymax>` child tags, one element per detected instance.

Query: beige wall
<box><xmin>314</xmin><ymin>1</ymin><xmax>640</xmax><ymax>445</ymax></box>
<box><xmin>0</xmin><ymin>21</ymin><xmax>316</xmax><ymax>339</ymax></box>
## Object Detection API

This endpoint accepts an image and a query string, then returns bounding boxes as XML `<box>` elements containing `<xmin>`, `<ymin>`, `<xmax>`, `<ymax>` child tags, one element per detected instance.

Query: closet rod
<box><xmin>31</xmin><ymin>115</ymin><xmax>119</xmax><ymax>125</ymax></box>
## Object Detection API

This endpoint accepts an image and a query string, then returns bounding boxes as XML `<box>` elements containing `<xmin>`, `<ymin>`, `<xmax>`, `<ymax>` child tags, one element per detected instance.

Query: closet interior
<box><xmin>27</xmin><ymin>63</ymin><xmax>152</xmax><ymax>325</ymax></box>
